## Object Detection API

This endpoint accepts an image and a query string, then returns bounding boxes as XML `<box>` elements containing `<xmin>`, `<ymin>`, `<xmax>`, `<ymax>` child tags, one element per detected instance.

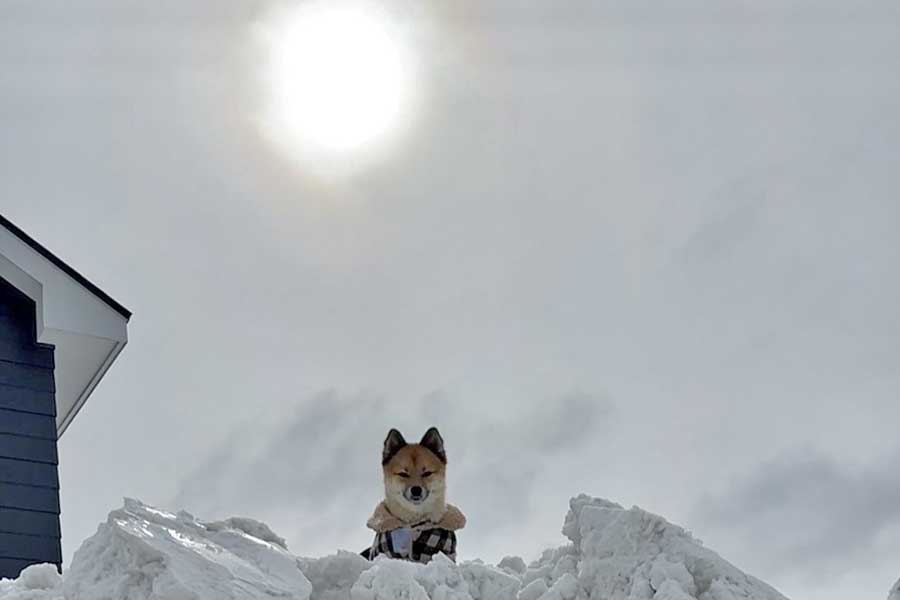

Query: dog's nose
<box><xmin>410</xmin><ymin>486</ymin><xmax>423</xmax><ymax>497</ymax></box>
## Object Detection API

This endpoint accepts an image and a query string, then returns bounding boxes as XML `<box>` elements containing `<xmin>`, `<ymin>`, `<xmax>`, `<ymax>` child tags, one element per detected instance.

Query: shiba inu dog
<box><xmin>363</xmin><ymin>427</ymin><xmax>466</xmax><ymax>562</ymax></box>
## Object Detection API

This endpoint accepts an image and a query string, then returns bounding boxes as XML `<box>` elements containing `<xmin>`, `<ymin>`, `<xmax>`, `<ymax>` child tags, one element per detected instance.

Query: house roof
<box><xmin>0</xmin><ymin>213</ymin><xmax>131</xmax><ymax>436</ymax></box>
<box><xmin>0</xmin><ymin>214</ymin><xmax>131</xmax><ymax>320</ymax></box>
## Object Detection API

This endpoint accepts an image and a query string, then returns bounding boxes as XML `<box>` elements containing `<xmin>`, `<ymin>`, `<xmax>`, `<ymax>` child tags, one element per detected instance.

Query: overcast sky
<box><xmin>3</xmin><ymin>1</ymin><xmax>900</xmax><ymax>599</ymax></box>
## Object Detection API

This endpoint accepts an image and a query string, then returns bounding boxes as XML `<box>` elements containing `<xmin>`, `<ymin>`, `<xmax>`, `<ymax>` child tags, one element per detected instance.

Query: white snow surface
<box><xmin>0</xmin><ymin>494</ymin><xmax>793</xmax><ymax>600</ymax></box>
<box><xmin>888</xmin><ymin>578</ymin><xmax>900</xmax><ymax>600</ymax></box>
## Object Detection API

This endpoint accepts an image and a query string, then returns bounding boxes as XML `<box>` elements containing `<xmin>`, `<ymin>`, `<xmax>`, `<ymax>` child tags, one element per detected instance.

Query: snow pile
<box><xmin>299</xmin><ymin>551</ymin><xmax>372</xmax><ymax>600</ymax></box>
<box><xmin>354</xmin><ymin>555</ymin><xmax>474</xmax><ymax>600</ymax></box>
<box><xmin>0</xmin><ymin>494</ymin><xmax>790</xmax><ymax>600</ymax></box>
<box><xmin>546</xmin><ymin>495</ymin><xmax>788</xmax><ymax>600</ymax></box>
<box><xmin>64</xmin><ymin>498</ymin><xmax>311</xmax><ymax>600</ymax></box>
<box><xmin>349</xmin><ymin>555</ymin><xmax>520</xmax><ymax>600</ymax></box>
<box><xmin>344</xmin><ymin>495</ymin><xmax>787</xmax><ymax>600</ymax></box>
<box><xmin>0</xmin><ymin>564</ymin><xmax>62</xmax><ymax>600</ymax></box>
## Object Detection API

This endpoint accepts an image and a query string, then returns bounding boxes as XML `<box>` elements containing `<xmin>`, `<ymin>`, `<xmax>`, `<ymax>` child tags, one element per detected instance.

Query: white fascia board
<box><xmin>0</xmin><ymin>227</ymin><xmax>129</xmax><ymax>436</ymax></box>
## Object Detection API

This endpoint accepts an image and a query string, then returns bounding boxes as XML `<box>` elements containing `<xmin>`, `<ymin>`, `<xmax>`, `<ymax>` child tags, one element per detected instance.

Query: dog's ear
<box><xmin>419</xmin><ymin>427</ymin><xmax>446</xmax><ymax>464</ymax></box>
<box><xmin>382</xmin><ymin>429</ymin><xmax>407</xmax><ymax>465</ymax></box>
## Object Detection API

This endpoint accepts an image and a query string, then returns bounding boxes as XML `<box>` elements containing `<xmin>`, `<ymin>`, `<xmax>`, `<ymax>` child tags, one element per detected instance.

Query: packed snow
<box><xmin>889</xmin><ymin>578</ymin><xmax>900</xmax><ymax>600</ymax></box>
<box><xmin>0</xmin><ymin>494</ymin><xmax>794</xmax><ymax>600</ymax></box>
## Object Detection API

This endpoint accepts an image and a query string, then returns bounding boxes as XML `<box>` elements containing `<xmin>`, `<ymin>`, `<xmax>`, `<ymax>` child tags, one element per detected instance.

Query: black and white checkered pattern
<box><xmin>366</xmin><ymin>526</ymin><xmax>457</xmax><ymax>563</ymax></box>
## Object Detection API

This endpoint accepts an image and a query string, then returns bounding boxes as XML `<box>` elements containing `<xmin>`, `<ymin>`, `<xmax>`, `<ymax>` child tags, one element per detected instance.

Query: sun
<box><xmin>257</xmin><ymin>2</ymin><xmax>414</xmax><ymax>160</ymax></box>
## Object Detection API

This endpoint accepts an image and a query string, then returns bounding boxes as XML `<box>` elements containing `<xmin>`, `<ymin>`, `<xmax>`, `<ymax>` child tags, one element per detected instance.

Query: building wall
<box><xmin>0</xmin><ymin>278</ymin><xmax>60</xmax><ymax>578</ymax></box>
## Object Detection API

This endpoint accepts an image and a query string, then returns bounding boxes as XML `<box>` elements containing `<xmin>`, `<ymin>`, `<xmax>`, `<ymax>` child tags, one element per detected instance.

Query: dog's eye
<box><xmin>422</xmin><ymin>471</ymin><xmax>433</xmax><ymax>477</ymax></box>
<box><xmin>397</xmin><ymin>472</ymin><xmax>410</xmax><ymax>478</ymax></box>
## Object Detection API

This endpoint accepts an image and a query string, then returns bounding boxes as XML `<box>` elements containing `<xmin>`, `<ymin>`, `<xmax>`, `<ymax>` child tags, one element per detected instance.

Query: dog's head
<box><xmin>381</xmin><ymin>427</ymin><xmax>447</xmax><ymax>514</ymax></box>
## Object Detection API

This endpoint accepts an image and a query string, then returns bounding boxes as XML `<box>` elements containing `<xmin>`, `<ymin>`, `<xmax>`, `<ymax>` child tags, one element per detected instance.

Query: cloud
<box><xmin>170</xmin><ymin>388</ymin><xmax>614</xmax><ymax>558</ymax></box>
<box><xmin>693</xmin><ymin>447</ymin><xmax>900</xmax><ymax>581</ymax></box>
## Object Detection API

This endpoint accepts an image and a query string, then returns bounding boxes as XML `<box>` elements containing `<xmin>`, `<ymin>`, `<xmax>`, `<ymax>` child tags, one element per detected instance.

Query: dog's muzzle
<box><xmin>404</xmin><ymin>485</ymin><xmax>429</xmax><ymax>504</ymax></box>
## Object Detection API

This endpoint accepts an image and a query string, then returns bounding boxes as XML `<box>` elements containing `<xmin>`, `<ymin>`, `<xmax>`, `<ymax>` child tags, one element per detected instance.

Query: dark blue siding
<box><xmin>0</xmin><ymin>386</ymin><xmax>54</xmax><ymax>416</ymax></box>
<box><xmin>0</xmin><ymin>364</ymin><xmax>54</xmax><ymax>395</ymax></box>
<box><xmin>0</xmin><ymin>558</ymin><xmax>36</xmax><ymax>576</ymax></box>
<box><xmin>0</xmin><ymin>278</ymin><xmax>61</xmax><ymax>577</ymax></box>
<box><xmin>0</xmin><ymin>434</ymin><xmax>57</xmax><ymax>464</ymax></box>
<box><xmin>0</xmin><ymin>483</ymin><xmax>59</xmax><ymax>513</ymax></box>
<box><xmin>0</xmin><ymin>507</ymin><xmax>60</xmax><ymax>537</ymax></box>
<box><xmin>0</xmin><ymin>410</ymin><xmax>56</xmax><ymax>440</ymax></box>
<box><xmin>0</xmin><ymin>342</ymin><xmax>53</xmax><ymax>370</ymax></box>
<box><xmin>0</xmin><ymin>458</ymin><xmax>58</xmax><ymax>488</ymax></box>
<box><xmin>0</xmin><ymin>532</ymin><xmax>62</xmax><ymax>562</ymax></box>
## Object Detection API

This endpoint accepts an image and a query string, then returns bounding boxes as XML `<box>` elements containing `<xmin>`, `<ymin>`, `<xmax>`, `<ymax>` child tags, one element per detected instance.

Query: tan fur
<box><xmin>368</xmin><ymin>436</ymin><xmax>466</xmax><ymax>533</ymax></box>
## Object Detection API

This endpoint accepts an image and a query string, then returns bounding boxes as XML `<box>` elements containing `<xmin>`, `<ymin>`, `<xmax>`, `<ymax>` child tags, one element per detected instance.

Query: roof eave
<box><xmin>0</xmin><ymin>214</ymin><xmax>132</xmax><ymax>320</ymax></box>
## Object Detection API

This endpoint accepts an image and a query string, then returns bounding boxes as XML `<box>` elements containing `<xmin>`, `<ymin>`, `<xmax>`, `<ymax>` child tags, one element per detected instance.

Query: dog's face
<box><xmin>382</xmin><ymin>427</ymin><xmax>447</xmax><ymax>514</ymax></box>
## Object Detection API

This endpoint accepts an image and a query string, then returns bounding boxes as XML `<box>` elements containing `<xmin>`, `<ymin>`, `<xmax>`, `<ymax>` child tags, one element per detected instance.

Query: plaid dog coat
<box><xmin>367</xmin><ymin>523</ymin><xmax>457</xmax><ymax>563</ymax></box>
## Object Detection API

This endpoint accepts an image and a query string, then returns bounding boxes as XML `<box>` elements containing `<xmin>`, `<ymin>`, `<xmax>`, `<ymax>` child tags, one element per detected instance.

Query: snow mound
<box><xmin>350</xmin><ymin>554</ymin><xmax>520</xmax><ymax>600</ymax></box>
<box><xmin>550</xmin><ymin>495</ymin><xmax>788</xmax><ymax>600</ymax></box>
<box><xmin>63</xmin><ymin>497</ymin><xmax>311</xmax><ymax>600</ymax></box>
<box><xmin>0</xmin><ymin>494</ymin><xmax>790</xmax><ymax>600</ymax></box>
<box><xmin>0</xmin><ymin>564</ymin><xmax>62</xmax><ymax>600</ymax></box>
<box><xmin>299</xmin><ymin>551</ymin><xmax>372</xmax><ymax>600</ymax></box>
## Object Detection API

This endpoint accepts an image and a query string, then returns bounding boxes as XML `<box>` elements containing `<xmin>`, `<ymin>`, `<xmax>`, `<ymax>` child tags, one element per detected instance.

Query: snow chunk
<box><xmin>460</xmin><ymin>561</ymin><xmax>520</xmax><ymax>600</ymax></box>
<box><xmin>63</xmin><ymin>498</ymin><xmax>311</xmax><ymax>600</ymax></box>
<box><xmin>561</xmin><ymin>495</ymin><xmax>623</xmax><ymax>547</ymax></box>
<box><xmin>649</xmin><ymin>557</ymin><xmax>697</xmax><ymax>597</ymax></box>
<box><xmin>888</xmin><ymin>577</ymin><xmax>900</xmax><ymax>600</ymax></box>
<box><xmin>17</xmin><ymin>565</ymin><xmax>60</xmax><ymax>592</ymax></box>
<box><xmin>0</xmin><ymin>563</ymin><xmax>62</xmax><ymax>600</ymax></box>
<box><xmin>299</xmin><ymin>551</ymin><xmax>372</xmax><ymax>600</ymax></box>
<box><xmin>351</xmin><ymin>554</ymin><xmax>469</xmax><ymax>600</ymax></box>
<box><xmin>517</xmin><ymin>578</ymin><xmax>548</xmax><ymax>600</ymax></box>
<box><xmin>537</xmin><ymin>572</ymin><xmax>578</xmax><ymax>600</ymax></box>
<box><xmin>520</xmin><ymin>545</ymin><xmax>577</xmax><ymax>588</ymax></box>
<box><xmin>562</xmin><ymin>494</ymin><xmax>788</xmax><ymax>600</ymax></box>
<box><xmin>349</xmin><ymin>555</ymin><xmax>518</xmax><ymax>600</ymax></box>
<box><xmin>498</xmin><ymin>556</ymin><xmax>527</xmax><ymax>575</ymax></box>
<box><xmin>654</xmin><ymin>579</ymin><xmax>695</xmax><ymax>600</ymax></box>
<box><xmin>206</xmin><ymin>516</ymin><xmax>288</xmax><ymax>550</ymax></box>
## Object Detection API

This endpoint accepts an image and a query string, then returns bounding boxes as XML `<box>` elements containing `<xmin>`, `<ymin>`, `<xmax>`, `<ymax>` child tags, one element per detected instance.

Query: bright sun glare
<box><xmin>259</xmin><ymin>2</ymin><xmax>413</xmax><ymax>160</ymax></box>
